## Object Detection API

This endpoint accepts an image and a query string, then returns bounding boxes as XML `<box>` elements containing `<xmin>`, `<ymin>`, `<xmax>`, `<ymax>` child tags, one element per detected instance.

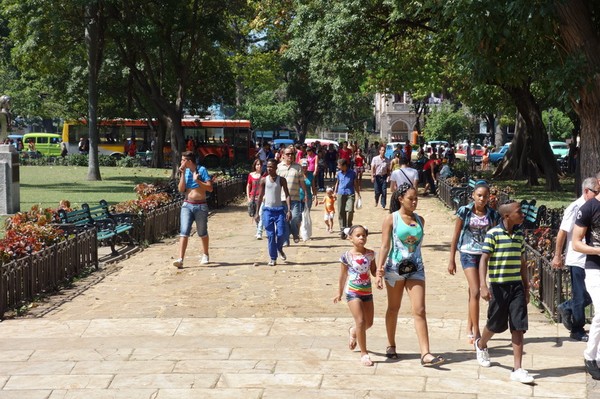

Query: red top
<box><xmin>247</xmin><ymin>173</ymin><xmax>262</xmax><ymax>198</ymax></box>
<box><xmin>339</xmin><ymin>148</ymin><xmax>352</xmax><ymax>162</ymax></box>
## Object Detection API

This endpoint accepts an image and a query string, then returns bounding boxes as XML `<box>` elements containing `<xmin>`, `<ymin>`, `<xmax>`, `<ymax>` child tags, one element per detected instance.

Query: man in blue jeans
<box><xmin>173</xmin><ymin>151</ymin><xmax>213</xmax><ymax>268</ymax></box>
<box><xmin>552</xmin><ymin>177</ymin><xmax>598</xmax><ymax>341</ymax></box>
<box><xmin>277</xmin><ymin>145</ymin><xmax>307</xmax><ymax>244</ymax></box>
<box><xmin>370</xmin><ymin>145</ymin><xmax>389</xmax><ymax>209</ymax></box>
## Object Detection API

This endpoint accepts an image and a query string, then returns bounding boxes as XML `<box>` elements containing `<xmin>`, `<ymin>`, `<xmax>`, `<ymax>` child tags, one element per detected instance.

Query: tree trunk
<box><xmin>85</xmin><ymin>1</ymin><xmax>103</xmax><ymax>181</ymax></box>
<box><xmin>555</xmin><ymin>0</ymin><xmax>600</xmax><ymax>180</ymax></box>
<box><xmin>494</xmin><ymin>112</ymin><xmax>503</xmax><ymax>148</ymax></box>
<box><xmin>497</xmin><ymin>84</ymin><xmax>561</xmax><ymax>190</ymax></box>
<box><xmin>494</xmin><ymin>113</ymin><xmax>528</xmax><ymax>179</ymax></box>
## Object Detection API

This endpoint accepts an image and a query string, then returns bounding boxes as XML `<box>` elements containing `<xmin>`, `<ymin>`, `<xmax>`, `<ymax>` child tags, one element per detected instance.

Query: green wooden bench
<box><xmin>57</xmin><ymin>200</ymin><xmax>135</xmax><ymax>255</ymax></box>
<box><xmin>520</xmin><ymin>199</ymin><xmax>546</xmax><ymax>229</ymax></box>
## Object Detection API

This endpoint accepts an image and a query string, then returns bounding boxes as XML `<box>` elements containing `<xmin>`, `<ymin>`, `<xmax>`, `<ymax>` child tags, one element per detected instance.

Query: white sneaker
<box><xmin>172</xmin><ymin>258</ymin><xmax>183</xmax><ymax>269</ymax></box>
<box><xmin>510</xmin><ymin>368</ymin><xmax>534</xmax><ymax>384</ymax></box>
<box><xmin>200</xmin><ymin>254</ymin><xmax>209</xmax><ymax>264</ymax></box>
<box><xmin>256</xmin><ymin>234</ymin><xmax>262</xmax><ymax>240</ymax></box>
<box><xmin>474</xmin><ymin>338</ymin><xmax>491</xmax><ymax>367</ymax></box>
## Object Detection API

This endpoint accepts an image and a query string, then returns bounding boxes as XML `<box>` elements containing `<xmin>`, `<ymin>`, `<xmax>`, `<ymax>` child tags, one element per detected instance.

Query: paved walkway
<box><xmin>0</xmin><ymin>178</ymin><xmax>598</xmax><ymax>398</ymax></box>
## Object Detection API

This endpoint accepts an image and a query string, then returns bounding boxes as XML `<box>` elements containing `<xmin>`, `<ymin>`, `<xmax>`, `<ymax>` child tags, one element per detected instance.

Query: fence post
<box><xmin>0</xmin><ymin>263</ymin><xmax>4</xmax><ymax>320</ymax></box>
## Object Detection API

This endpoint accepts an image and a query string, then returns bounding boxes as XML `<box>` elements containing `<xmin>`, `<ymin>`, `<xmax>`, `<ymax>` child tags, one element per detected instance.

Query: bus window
<box><xmin>206</xmin><ymin>127</ymin><xmax>224</xmax><ymax>143</ymax></box>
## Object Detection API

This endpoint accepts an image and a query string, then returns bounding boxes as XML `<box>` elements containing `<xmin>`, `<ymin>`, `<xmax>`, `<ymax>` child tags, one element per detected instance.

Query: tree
<box><xmin>106</xmin><ymin>0</ymin><xmax>241</xmax><ymax>172</ymax></box>
<box><xmin>554</xmin><ymin>0</ymin><xmax>600</xmax><ymax>180</ymax></box>
<box><xmin>424</xmin><ymin>102</ymin><xmax>471</xmax><ymax>144</ymax></box>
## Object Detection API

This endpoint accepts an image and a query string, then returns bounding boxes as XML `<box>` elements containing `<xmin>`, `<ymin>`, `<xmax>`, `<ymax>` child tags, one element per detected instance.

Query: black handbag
<box><xmin>395</xmin><ymin>258</ymin><xmax>417</xmax><ymax>275</ymax></box>
<box><xmin>248</xmin><ymin>200</ymin><xmax>257</xmax><ymax>217</ymax></box>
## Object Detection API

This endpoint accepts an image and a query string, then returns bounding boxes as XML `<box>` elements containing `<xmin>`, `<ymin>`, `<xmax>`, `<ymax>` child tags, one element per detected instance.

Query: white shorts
<box><xmin>324</xmin><ymin>211</ymin><xmax>335</xmax><ymax>221</ymax></box>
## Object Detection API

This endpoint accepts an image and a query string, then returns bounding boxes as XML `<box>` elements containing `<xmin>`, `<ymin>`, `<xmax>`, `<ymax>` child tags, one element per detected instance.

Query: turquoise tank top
<box><xmin>388</xmin><ymin>211</ymin><xmax>424</xmax><ymax>267</ymax></box>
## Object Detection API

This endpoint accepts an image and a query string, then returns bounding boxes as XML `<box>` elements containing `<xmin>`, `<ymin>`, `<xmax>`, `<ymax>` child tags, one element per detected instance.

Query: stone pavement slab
<box><xmin>0</xmin><ymin>179</ymin><xmax>597</xmax><ymax>397</ymax></box>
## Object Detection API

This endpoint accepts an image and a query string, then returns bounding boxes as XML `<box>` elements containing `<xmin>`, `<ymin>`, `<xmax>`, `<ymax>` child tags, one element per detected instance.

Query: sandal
<box><xmin>360</xmin><ymin>354</ymin><xmax>374</xmax><ymax>367</ymax></box>
<box><xmin>467</xmin><ymin>333</ymin><xmax>475</xmax><ymax>345</ymax></box>
<box><xmin>348</xmin><ymin>327</ymin><xmax>357</xmax><ymax>350</ymax></box>
<box><xmin>386</xmin><ymin>346</ymin><xmax>399</xmax><ymax>359</ymax></box>
<box><xmin>421</xmin><ymin>352</ymin><xmax>445</xmax><ymax>367</ymax></box>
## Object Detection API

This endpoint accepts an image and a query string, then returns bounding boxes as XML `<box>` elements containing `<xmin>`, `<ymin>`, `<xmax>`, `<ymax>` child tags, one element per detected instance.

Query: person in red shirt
<box><xmin>422</xmin><ymin>153</ymin><xmax>441</xmax><ymax>196</ymax></box>
<box><xmin>339</xmin><ymin>142</ymin><xmax>352</xmax><ymax>164</ymax></box>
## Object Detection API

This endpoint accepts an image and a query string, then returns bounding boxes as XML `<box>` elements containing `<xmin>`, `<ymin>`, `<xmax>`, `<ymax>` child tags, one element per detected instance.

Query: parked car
<box><xmin>489</xmin><ymin>143</ymin><xmax>510</xmax><ymax>165</ymax></box>
<box><xmin>456</xmin><ymin>143</ymin><xmax>485</xmax><ymax>163</ymax></box>
<box><xmin>22</xmin><ymin>133</ymin><xmax>62</xmax><ymax>157</ymax></box>
<box><xmin>304</xmin><ymin>138</ymin><xmax>338</xmax><ymax>149</ymax></box>
<box><xmin>549</xmin><ymin>141</ymin><xmax>569</xmax><ymax>160</ymax></box>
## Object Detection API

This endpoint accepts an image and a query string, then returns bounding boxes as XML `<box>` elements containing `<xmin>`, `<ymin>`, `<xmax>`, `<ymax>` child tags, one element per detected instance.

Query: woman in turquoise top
<box><xmin>375</xmin><ymin>183</ymin><xmax>444</xmax><ymax>366</ymax></box>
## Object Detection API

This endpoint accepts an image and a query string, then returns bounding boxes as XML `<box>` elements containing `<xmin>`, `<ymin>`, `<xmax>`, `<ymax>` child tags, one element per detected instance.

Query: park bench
<box><xmin>520</xmin><ymin>199</ymin><xmax>546</xmax><ymax>229</ymax></box>
<box><xmin>452</xmin><ymin>178</ymin><xmax>478</xmax><ymax>210</ymax></box>
<box><xmin>57</xmin><ymin>200</ymin><xmax>135</xmax><ymax>255</ymax></box>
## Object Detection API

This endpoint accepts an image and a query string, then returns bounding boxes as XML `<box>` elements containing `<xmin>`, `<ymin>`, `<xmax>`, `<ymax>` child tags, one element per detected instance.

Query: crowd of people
<box><xmin>172</xmin><ymin>138</ymin><xmax>599</xmax><ymax>384</ymax></box>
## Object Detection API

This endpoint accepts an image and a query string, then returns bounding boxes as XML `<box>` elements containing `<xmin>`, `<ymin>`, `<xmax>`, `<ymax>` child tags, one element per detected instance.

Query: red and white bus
<box><xmin>62</xmin><ymin>117</ymin><xmax>255</xmax><ymax>166</ymax></box>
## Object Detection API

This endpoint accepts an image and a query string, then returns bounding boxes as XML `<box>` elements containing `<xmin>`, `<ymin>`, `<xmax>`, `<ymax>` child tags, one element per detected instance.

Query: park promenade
<box><xmin>0</xmin><ymin>179</ymin><xmax>597</xmax><ymax>398</ymax></box>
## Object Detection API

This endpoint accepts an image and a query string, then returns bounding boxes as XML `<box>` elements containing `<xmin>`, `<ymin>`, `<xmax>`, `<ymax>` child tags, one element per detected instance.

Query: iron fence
<box><xmin>0</xmin><ymin>229</ymin><xmax>98</xmax><ymax>319</ymax></box>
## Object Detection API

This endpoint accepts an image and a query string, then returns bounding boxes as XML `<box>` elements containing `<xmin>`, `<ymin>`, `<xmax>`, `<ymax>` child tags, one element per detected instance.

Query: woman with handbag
<box><xmin>375</xmin><ymin>183</ymin><xmax>444</xmax><ymax>366</ymax></box>
<box><xmin>247</xmin><ymin>159</ymin><xmax>264</xmax><ymax>239</ymax></box>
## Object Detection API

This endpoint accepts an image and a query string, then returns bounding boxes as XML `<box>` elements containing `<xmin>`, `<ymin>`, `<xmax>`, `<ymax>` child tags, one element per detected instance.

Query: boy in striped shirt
<box><xmin>474</xmin><ymin>200</ymin><xmax>534</xmax><ymax>384</ymax></box>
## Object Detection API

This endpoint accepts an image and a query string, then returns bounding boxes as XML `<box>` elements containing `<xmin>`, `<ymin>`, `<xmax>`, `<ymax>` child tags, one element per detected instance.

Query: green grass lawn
<box><xmin>19</xmin><ymin>165</ymin><xmax>174</xmax><ymax>209</ymax></box>
<box><xmin>490</xmin><ymin>176</ymin><xmax>577</xmax><ymax>209</ymax></box>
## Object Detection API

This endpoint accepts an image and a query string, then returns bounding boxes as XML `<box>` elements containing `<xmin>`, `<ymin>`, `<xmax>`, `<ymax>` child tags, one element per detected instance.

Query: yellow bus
<box><xmin>62</xmin><ymin>118</ymin><xmax>254</xmax><ymax>166</ymax></box>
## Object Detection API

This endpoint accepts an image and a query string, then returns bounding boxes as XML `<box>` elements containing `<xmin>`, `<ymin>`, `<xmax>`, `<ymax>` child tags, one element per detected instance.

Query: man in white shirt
<box><xmin>552</xmin><ymin>177</ymin><xmax>599</xmax><ymax>342</ymax></box>
<box><xmin>389</xmin><ymin>156</ymin><xmax>419</xmax><ymax>192</ymax></box>
<box><xmin>370</xmin><ymin>145</ymin><xmax>389</xmax><ymax>208</ymax></box>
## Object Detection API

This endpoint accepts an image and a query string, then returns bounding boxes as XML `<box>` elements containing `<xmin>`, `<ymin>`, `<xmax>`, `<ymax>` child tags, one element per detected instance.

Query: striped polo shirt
<box><xmin>277</xmin><ymin>162</ymin><xmax>302</xmax><ymax>201</ymax></box>
<box><xmin>481</xmin><ymin>221</ymin><xmax>524</xmax><ymax>284</ymax></box>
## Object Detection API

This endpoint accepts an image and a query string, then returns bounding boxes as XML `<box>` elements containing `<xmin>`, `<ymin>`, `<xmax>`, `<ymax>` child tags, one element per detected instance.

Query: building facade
<box><xmin>374</xmin><ymin>92</ymin><xmax>417</xmax><ymax>143</ymax></box>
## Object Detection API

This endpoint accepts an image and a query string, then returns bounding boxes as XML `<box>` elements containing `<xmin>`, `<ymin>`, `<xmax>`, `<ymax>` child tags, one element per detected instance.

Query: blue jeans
<box><xmin>179</xmin><ymin>202</ymin><xmax>208</xmax><ymax>237</ymax></box>
<box><xmin>284</xmin><ymin>200</ymin><xmax>302</xmax><ymax>242</ymax></box>
<box><xmin>262</xmin><ymin>206</ymin><xmax>286</xmax><ymax>260</ymax></box>
<box><xmin>561</xmin><ymin>266</ymin><xmax>592</xmax><ymax>335</ymax></box>
<box><xmin>374</xmin><ymin>175</ymin><xmax>388</xmax><ymax>208</ymax></box>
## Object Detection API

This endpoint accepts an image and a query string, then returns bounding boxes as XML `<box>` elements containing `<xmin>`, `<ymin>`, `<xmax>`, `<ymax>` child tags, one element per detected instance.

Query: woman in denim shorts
<box><xmin>375</xmin><ymin>184</ymin><xmax>444</xmax><ymax>367</ymax></box>
<box><xmin>172</xmin><ymin>151</ymin><xmax>213</xmax><ymax>269</ymax></box>
<box><xmin>447</xmin><ymin>182</ymin><xmax>500</xmax><ymax>344</ymax></box>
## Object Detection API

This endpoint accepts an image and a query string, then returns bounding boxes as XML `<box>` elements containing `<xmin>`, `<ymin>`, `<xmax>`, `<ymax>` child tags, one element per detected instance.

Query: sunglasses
<box><xmin>284</xmin><ymin>152</ymin><xmax>293</xmax><ymax>155</ymax></box>
<box><xmin>589</xmin><ymin>188</ymin><xmax>599</xmax><ymax>195</ymax></box>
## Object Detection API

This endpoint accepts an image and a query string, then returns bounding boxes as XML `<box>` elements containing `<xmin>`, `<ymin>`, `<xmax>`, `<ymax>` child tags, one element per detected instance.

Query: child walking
<box><xmin>448</xmin><ymin>182</ymin><xmax>500</xmax><ymax>344</ymax></box>
<box><xmin>333</xmin><ymin>225</ymin><xmax>377</xmax><ymax>366</ymax></box>
<box><xmin>319</xmin><ymin>187</ymin><xmax>336</xmax><ymax>232</ymax></box>
<box><xmin>476</xmin><ymin>200</ymin><xmax>534</xmax><ymax>384</ymax></box>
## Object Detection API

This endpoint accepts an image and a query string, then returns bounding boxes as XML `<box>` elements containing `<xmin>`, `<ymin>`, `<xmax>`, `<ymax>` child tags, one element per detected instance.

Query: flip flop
<box><xmin>348</xmin><ymin>326</ymin><xmax>357</xmax><ymax>350</ymax></box>
<box><xmin>386</xmin><ymin>346</ymin><xmax>399</xmax><ymax>359</ymax></box>
<box><xmin>421</xmin><ymin>352</ymin><xmax>445</xmax><ymax>367</ymax></box>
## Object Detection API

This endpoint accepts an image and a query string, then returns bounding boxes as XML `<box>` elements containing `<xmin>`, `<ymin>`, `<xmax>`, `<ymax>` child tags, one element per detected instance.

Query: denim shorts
<box><xmin>346</xmin><ymin>292</ymin><xmax>373</xmax><ymax>302</ymax></box>
<box><xmin>384</xmin><ymin>258</ymin><xmax>425</xmax><ymax>287</ymax></box>
<box><xmin>460</xmin><ymin>252</ymin><xmax>481</xmax><ymax>269</ymax></box>
<box><xmin>180</xmin><ymin>201</ymin><xmax>209</xmax><ymax>237</ymax></box>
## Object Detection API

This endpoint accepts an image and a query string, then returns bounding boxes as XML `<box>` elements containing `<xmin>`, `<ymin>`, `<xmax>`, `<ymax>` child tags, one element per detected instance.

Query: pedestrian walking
<box><xmin>255</xmin><ymin>158</ymin><xmax>292</xmax><ymax>266</ymax></box>
<box><xmin>277</xmin><ymin>145</ymin><xmax>308</xmax><ymax>245</ymax></box>
<box><xmin>370</xmin><ymin>145</ymin><xmax>389</xmax><ymax>209</ymax></box>
<box><xmin>375</xmin><ymin>183</ymin><xmax>444</xmax><ymax>366</ymax></box>
<box><xmin>333</xmin><ymin>225</ymin><xmax>377</xmax><ymax>366</ymax></box>
<box><xmin>448</xmin><ymin>182</ymin><xmax>500</xmax><ymax>344</ymax></box>
<box><xmin>334</xmin><ymin>158</ymin><xmax>361</xmax><ymax>239</ymax></box>
<box><xmin>552</xmin><ymin>177</ymin><xmax>598</xmax><ymax>342</ymax></box>
<box><xmin>247</xmin><ymin>158</ymin><xmax>264</xmax><ymax>240</ymax></box>
<box><xmin>476</xmin><ymin>200</ymin><xmax>534</xmax><ymax>384</ymax></box>
<box><xmin>318</xmin><ymin>187</ymin><xmax>336</xmax><ymax>233</ymax></box>
<box><xmin>571</xmin><ymin>172</ymin><xmax>600</xmax><ymax>380</ymax></box>
<box><xmin>173</xmin><ymin>151</ymin><xmax>213</xmax><ymax>268</ymax></box>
